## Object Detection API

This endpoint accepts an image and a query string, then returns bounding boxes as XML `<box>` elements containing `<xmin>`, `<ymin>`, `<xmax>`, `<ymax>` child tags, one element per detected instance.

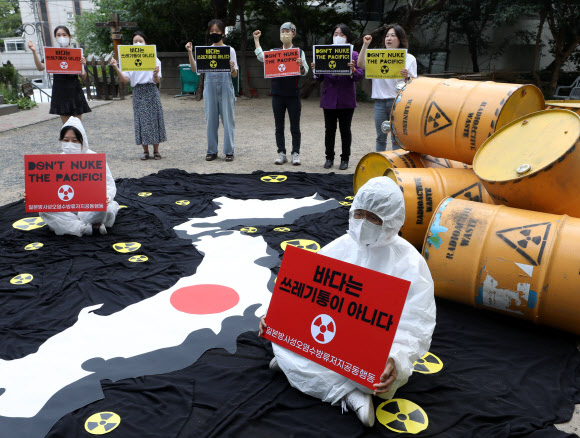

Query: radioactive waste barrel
<box><xmin>422</xmin><ymin>197</ymin><xmax>580</xmax><ymax>334</ymax></box>
<box><xmin>390</xmin><ymin>78</ymin><xmax>545</xmax><ymax>164</ymax></box>
<box><xmin>474</xmin><ymin>109</ymin><xmax>580</xmax><ymax>217</ymax></box>
<box><xmin>385</xmin><ymin>168</ymin><xmax>493</xmax><ymax>248</ymax></box>
<box><xmin>546</xmin><ymin>100</ymin><xmax>580</xmax><ymax>115</ymax></box>
<box><xmin>353</xmin><ymin>150</ymin><xmax>469</xmax><ymax>194</ymax></box>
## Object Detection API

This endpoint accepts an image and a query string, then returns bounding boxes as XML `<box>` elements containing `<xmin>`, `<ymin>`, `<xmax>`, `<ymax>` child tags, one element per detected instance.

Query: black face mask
<box><xmin>209</xmin><ymin>33</ymin><xmax>223</xmax><ymax>43</ymax></box>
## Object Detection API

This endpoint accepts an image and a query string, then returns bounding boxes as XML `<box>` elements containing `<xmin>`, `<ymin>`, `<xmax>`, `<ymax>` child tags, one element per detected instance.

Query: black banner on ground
<box><xmin>195</xmin><ymin>46</ymin><xmax>231</xmax><ymax>73</ymax></box>
<box><xmin>313</xmin><ymin>45</ymin><xmax>352</xmax><ymax>75</ymax></box>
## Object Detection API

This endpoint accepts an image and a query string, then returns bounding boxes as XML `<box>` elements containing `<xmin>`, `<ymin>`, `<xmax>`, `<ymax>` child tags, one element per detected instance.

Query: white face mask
<box><xmin>56</xmin><ymin>37</ymin><xmax>70</xmax><ymax>48</ymax></box>
<box><xmin>333</xmin><ymin>36</ymin><xmax>347</xmax><ymax>45</ymax></box>
<box><xmin>280</xmin><ymin>33</ymin><xmax>292</xmax><ymax>44</ymax></box>
<box><xmin>134</xmin><ymin>41</ymin><xmax>145</xmax><ymax>46</ymax></box>
<box><xmin>348</xmin><ymin>218</ymin><xmax>383</xmax><ymax>246</ymax></box>
<box><xmin>61</xmin><ymin>141</ymin><xmax>82</xmax><ymax>154</ymax></box>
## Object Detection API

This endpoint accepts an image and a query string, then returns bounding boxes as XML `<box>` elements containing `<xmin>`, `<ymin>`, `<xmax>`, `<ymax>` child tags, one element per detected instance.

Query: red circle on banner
<box><xmin>170</xmin><ymin>284</ymin><xmax>239</xmax><ymax>314</ymax></box>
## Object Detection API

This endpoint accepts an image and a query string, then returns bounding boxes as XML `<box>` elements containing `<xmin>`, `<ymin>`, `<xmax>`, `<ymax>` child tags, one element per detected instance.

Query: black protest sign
<box><xmin>313</xmin><ymin>45</ymin><xmax>352</xmax><ymax>75</ymax></box>
<box><xmin>195</xmin><ymin>46</ymin><xmax>231</xmax><ymax>73</ymax></box>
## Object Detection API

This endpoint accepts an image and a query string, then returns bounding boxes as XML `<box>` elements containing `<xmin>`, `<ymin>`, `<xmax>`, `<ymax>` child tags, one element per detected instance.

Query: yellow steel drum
<box><xmin>423</xmin><ymin>197</ymin><xmax>580</xmax><ymax>334</ymax></box>
<box><xmin>474</xmin><ymin>109</ymin><xmax>580</xmax><ymax>217</ymax></box>
<box><xmin>353</xmin><ymin>150</ymin><xmax>469</xmax><ymax>194</ymax></box>
<box><xmin>546</xmin><ymin>100</ymin><xmax>580</xmax><ymax>115</ymax></box>
<box><xmin>386</xmin><ymin>168</ymin><xmax>493</xmax><ymax>248</ymax></box>
<box><xmin>391</xmin><ymin>78</ymin><xmax>545</xmax><ymax>164</ymax></box>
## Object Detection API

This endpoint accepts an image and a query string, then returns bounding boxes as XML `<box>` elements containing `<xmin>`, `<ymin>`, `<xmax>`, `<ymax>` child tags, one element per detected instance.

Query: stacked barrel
<box><xmin>354</xmin><ymin>77</ymin><xmax>580</xmax><ymax>334</ymax></box>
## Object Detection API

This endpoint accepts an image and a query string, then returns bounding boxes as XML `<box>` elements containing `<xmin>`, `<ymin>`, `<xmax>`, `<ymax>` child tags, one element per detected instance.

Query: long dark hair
<box><xmin>53</xmin><ymin>26</ymin><xmax>71</xmax><ymax>37</ymax></box>
<box><xmin>332</xmin><ymin>24</ymin><xmax>353</xmax><ymax>44</ymax></box>
<box><xmin>59</xmin><ymin>126</ymin><xmax>83</xmax><ymax>146</ymax></box>
<box><xmin>132</xmin><ymin>31</ymin><xmax>148</xmax><ymax>44</ymax></box>
<box><xmin>207</xmin><ymin>19</ymin><xmax>226</xmax><ymax>35</ymax></box>
<box><xmin>384</xmin><ymin>24</ymin><xmax>408</xmax><ymax>49</ymax></box>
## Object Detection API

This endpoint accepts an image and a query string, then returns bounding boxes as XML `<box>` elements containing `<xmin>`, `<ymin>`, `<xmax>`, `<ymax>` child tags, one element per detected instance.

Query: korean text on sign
<box><xmin>119</xmin><ymin>45</ymin><xmax>157</xmax><ymax>72</ymax></box>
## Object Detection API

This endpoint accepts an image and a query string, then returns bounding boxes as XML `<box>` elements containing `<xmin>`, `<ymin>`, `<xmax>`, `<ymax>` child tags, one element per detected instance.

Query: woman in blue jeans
<box><xmin>358</xmin><ymin>25</ymin><xmax>417</xmax><ymax>151</ymax></box>
<box><xmin>186</xmin><ymin>19</ymin><xmax>238</xmax><ymax>162</ymax></box>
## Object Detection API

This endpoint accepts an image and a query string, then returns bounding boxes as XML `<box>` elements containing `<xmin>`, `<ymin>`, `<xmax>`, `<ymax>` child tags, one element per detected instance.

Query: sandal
<box><xmin>153</xmin><ymin>152</ymin><xmax>162</xmax><ymax>160</ymax></box>
<box><xmin>225</xmin><ymin>154</ymin><xmax>234</xmax><ymax>162</ymax></box>
<box><xmin>140</xmin><ymin>152</ymin><xmax>150</xmax><ymax>160</ymax></box>
<box><xmin>205</xmin><ymin>153</ymin><xmax>218</xmax><ymax>161</ymax></box>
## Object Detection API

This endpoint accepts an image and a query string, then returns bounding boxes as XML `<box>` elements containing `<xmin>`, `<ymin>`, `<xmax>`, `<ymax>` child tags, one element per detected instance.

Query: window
<box><xmin>353</xmin><ymin>0</ymin><xmax>384</xmax><ymax>21</ymax></box>
<box><xmin>67</xmin><ymin>12</ymin><xmax>74</xmax><ymax>19</ymax></box>
<box><xmin>5</xmin><ymin>40</ymin><xmax>25</xmax><ymax>52</ymax></box>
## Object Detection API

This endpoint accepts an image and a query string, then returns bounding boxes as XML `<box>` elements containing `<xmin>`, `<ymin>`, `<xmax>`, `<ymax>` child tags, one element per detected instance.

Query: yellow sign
<box><xmin>365</xmin><ymin>49</ymin><xmax>406</xmax><ymax>79</ymax></box>
<box><xmin>119</xmin><ymin>44</ymin><xmax>157</xmax><ymax>72</ymax></box>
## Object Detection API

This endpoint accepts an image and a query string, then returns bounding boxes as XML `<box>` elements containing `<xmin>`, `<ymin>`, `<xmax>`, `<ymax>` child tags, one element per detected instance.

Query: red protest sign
<box><xmin>262</xmin><ymin>245</ymin><xmax>410</xmax><ymax>390</ymax></box>
<box><xmin>25</xmin><ymin>154</ymin><xmax>107</xmax><ymax>213</ymax></box>
<box><xmin>264</xmin><ymin>49</ymin><xmax>301</xmax><ymax>78</ymax></box>
<box><xmin>44</xmin><ymin>47</ymin><xmax>84</xmax><ymax>75</ymax></box>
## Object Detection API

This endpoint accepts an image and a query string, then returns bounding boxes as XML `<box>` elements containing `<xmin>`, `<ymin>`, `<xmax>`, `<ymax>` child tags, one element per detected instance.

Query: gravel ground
<box><xmin>0</xmin><ymin>95</ymin><xmax>378</xmax><ymax>206</ymax></box>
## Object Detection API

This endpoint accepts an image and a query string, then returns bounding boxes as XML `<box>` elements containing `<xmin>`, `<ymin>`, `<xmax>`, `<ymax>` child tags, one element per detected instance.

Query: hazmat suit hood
<box><xmin>347</xmin><ymin>177</ymin><xmax>405</xmax><ymax>247</ymax></box>
<box><xmin>61</xmin><ymin>116</ymin><xmax>89</xmax><ymax>153</ymax></box>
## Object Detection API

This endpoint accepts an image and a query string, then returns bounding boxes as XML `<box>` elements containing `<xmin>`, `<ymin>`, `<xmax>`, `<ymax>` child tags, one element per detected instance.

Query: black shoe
<box><xmin>205</xmin><ymin>153</ymin><xmax>218</xmax><ymax>161</ymax></box>
<box><xmin>339</xmin><ymin>160</ymin><xmax>349</xmax><ymax>170</ymax></box>
<box><xmin>324</xmin><ymin>159</ymin><xmax>333</xmax><ymax>169</ymax></box>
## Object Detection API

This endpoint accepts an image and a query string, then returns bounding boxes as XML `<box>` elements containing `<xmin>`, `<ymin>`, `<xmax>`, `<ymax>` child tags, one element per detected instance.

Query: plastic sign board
<box><xmin>119</xmin><ymin>45</ymin><xmax>157</xmax><ymax>71</ymax></box>
<box><xmin>262</xmin><ymin>245</ymin><xmax>410</xmax><ymax>390</ymax></box>
<box><xmin>25</xmin><ymin>154</ymin><xmax>107</xmax><ymax>213</ymax></box>
<box><xmin>195</xmin><ymin>46</ymin><xmax>231</xmax><ymax>73</ymax></box>
<box><xmin>365</xmin><ymin>49</ymin><xmax>406</xmax><ymax>79</ymax></box>
<box><xmin>264</xmin><ymin>49</ymin><xmax>301</xmax><ymax>78</ymax></box>
<box><xmin>313</xmin><ymin>45</ymin><xmax>352</xmax><ymax>75</ymax></box>
<box><xmin>44</xmin><ymin>47</ymin><xmax>84</xmax><ymax>75</ymax></box>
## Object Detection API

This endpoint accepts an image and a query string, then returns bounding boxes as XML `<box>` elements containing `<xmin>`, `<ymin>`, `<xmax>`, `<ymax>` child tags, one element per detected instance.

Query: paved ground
<box><xmin>0</xmin><ymin>95</ymin><xmax>578</xmax><ymax>435</ymax></box>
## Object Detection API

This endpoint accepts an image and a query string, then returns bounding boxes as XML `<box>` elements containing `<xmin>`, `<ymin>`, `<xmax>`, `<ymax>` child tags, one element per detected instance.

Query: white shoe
<box><xmin>291</xmin><ymin>152</ymin><xmax>301</xmax><ymax>166</ymax></box>
<box><xmin>269</xmin><ymin>357</ymin><xmax>281</xmax><ymax>372</ymax></box>
<box><xmin>345</xmin><ymin>389</ymin><xmax>375</xmax><ymax>427</ymax></box>
<box><xmin>275</xmin><ymin>153</ymin><xmax>287</xmax><ymax>165</ymax></box>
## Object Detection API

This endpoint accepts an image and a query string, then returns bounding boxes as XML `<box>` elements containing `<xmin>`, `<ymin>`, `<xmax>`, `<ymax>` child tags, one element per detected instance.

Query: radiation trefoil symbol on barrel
<box><xmin>84</xmin><ymin>412</ymin><xmax>121</xmax><ymax>435</ymax></box>
<box><xmin>496</xmin><ymin>223</ymin><xmax>551</xmax><ymax>266</ymax></box>
<box><xmin>451</xmin><ymin>183</ymin><xmax>483</xmax><ymax>203</ymax></box>
<box><xmin>413</xmin><ymin>352</ymin><xmax>443</xmax><ymax>374</ymax></box>
<box><xmin>424</xmin><ymin>101</ymin><xmax>452</xmax><ymax>136</ymax></box>
<box><xmin>210</xmin><ymin>60</ymin><xmax>217</xmax><ymax>68</ymax></box>
<box><xmin>376</xmin><ymin>399</ymin><xmax>428</xmax><ymax>434</ymax></box>
<box><xmin>381</xmin><ymin>64</ymin><xmax>389</xmax><ymax>74</ymax></box>
<box><xmin>278</xmin><ymin>63</ymin><xmax>286</xmax><ymax>72</ymax></box>
<box><xmin>135</xmin><ymin>59</ymin><xmax>142</xmax><ymax>67</ymax></box>
<box><xmin>60</xmin><ymin>62</ymin><xmax>68</xmax><ymax>70</ymax></box>
<box><xmin>58</xmin><ymin>185</ymin><xmax>74</xmax><ymax>201</ymax></box>
<box><xmin>329</xmin><ymin>60</ymin><xmax>336</xmax><ymax>69</ymax></box>
<box><xmin>311</xmin><ymin>314</ymin><xmax>336</xmax><ymax>344</ymax></box>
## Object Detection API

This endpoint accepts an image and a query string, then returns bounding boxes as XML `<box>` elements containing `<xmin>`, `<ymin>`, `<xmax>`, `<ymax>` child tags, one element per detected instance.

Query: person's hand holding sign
<box><xmin>348</xmin><ymin>61</ymin><xmax>356</xmax><ymax>74</ymax></box>
<box><xmin>109</xmin><ymin>57</ymin><xmax>118</xmax><ymax>68</ymax></box>
<box><xmin>258</xmin><ymin>316</ymin><xmax>268</xmax><ymax>336</ymax></box>
<box><xmin>81</xmin><ymin>57</ymin><xmax>86</xmax><ymax>66</ymax></box>
<box><xmin>373</xmin><ymin>357</ymin><xmax>397</xmax><ymax>395</ymax></box>
<box><xmin>401</xmin><ymin>68</ymin><xmax>409</xmax><ymax>79</ymax></box>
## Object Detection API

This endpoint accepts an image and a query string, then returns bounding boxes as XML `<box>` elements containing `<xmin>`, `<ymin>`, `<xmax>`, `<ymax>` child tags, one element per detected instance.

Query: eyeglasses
<box><xmin>353</xmin><ymin>210</ymin><xmax>383</xmax><ymax>226</ymax></box>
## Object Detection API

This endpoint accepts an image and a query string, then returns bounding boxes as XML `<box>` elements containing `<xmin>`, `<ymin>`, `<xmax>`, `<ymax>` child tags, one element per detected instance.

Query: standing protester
<box><xmin>186</xmin><ymin>19</ymin><xmax>238</xmax><ymax>162</ymax></box>
<box><xmin>28</xmin><ymin>26</ymin><xmax>91</xmax><ymax>124</ymax></box>
<box><xmin>357</xmin><ymin>25</ymin><xmax>417</xmax><ymax>151</ymax></box>
<box><xmin>253</xmin><ymin>23</ymin><xmax>309</xmax><ymax>166</ymax></box>
<box><xmin>110</xmin><ymin>31</ymin><xmax>167</xmax><ymax>160</ymax></box>
<box><xmin>311</xmin><ymin>24</ymin><xmax>363</xmax><ymax>170</ymax></box>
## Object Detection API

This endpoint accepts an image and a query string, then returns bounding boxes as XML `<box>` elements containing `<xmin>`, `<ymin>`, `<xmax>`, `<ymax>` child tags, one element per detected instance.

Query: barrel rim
<box><xmin>495</xmin><ymin>83</ymin><xmax>545</xmax><ymax>130</ymax></box>
<box><xmin>353</xmin><ymin>151</ymin><xmax>397</xmax><ymax>194</ymax></box>
<box><xmin>421</xmin><ymin>196</ymin><xmax>454</xmax><ymax>255</ymax></box>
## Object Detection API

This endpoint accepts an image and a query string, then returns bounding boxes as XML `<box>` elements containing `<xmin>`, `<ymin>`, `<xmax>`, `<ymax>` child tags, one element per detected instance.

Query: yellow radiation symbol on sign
<box><xmin>25</xmin><ymin>242</ymin><xmax>44</xmax><ymax>251</ymax></box>
<box><xmin>274</xmin><ymin>227</ymin><xmax>290</xmax><ymax>232</ymax></box>
<box><xmin>413</xmin><ymin>352</ymin><xmax>443</xmax><ymax>374</ymax></box>
<box><xmin>138</xmin><ymin>192</ymin><xmax>152</xmax><ymax>197</ymax></box>
<box><xmin>84</xmin><ymin>412</ymin><xmax>121</xmax><ymax>435</ymax></box>
<box><xmin>10</xmin><ymin>273</ymin><xmax>33</xmax><ymax>285</ymax></box>
<box><xmin>175</xmin><ymin>200</ymin><xmax>190</xmax><ymax>206</ymax></box>
<box><xmin>210</xmin><ymin>60</ymin><xmax>217</xmax><ymax>68</ymax></box>
<box><xmin>13</xmin><ymin>217</ymin><xmax>46</xmax><ymax>230</ymax></box>
<box><xmin>129</xmin><ymin>255</ymin><xmax>148</xmax><ymax>263</ymax></box>
<box><xmin>281</xmin><ymin>239</ymin><xmax>320</xmax><ymax>253</ymax></box>
<box><xmin>261</xmin><ymin>175</ymin><xmax>287</xmax><ymax>183</ymax></box>
<box><xmin>241</xmin><ymin>227</ymin><xmax>257</xmax><ymax>233</ymax></box>
<box><xmin>329</xmin><ymin>60</ymin><xmax>336</xmax><ymax>69</ymax></box>
<box><xmin>113</xmin><ymin>242</ymin><xmax>142</xmax><ymax>253</ymax></box>
<box><xmin>376</xmin><ymin>399</ymin><xmax>428</xmax><ymax>434</ymax></box>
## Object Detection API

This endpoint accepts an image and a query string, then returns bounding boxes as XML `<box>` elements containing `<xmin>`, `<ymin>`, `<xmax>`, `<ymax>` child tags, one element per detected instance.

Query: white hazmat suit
<box><xmin>40</xmin><ymin>117</ymin><xmax>119</xmax><ymax>236</ymax></box>
<box><xmin>273</xmin><ymin>177</ymin><xmax>436</xmax><ymax>405</ymax></box>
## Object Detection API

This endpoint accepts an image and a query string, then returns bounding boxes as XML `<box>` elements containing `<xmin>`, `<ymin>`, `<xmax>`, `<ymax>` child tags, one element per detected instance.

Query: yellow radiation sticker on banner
<box><xmin>365</xmin><ymin>49</ymin><xmax>406</xmax><ymax>79</ymax></box>
<box><xmin>25</xmin><ymin>242</ymin><xmax>44</xmax><ymax>251</ymax></box>
<box><xmin>129</xmin><ymin>255</ymin><xmax>148</xmax><ymax>263</ymax></box>
<box><xmin>13</xmin><ymin>217</ymin><xmax>46</xmax><ymax>230</ymax></box>
<box><xmin>113</xmin><ymin>242</ymin><xmax>142</xmax><ymax>253</ymax></box>
<box><xmin>376</xmin><ymin>399</ymin><xmax>428</xmax><ymax>434</ymax></box>
<box><xmin>118</xmin><ymin>44</ymin><xmax>157</xmax><ymax>71</ymax></box>
<box><xmin>119</xmin><ymin>205</ymin><xmax>128</xmax><ymax>209</ymax></box>
<box><xmin>241</xmin><ymin>227</ymin><xmax>257</xmax><ymax>233</ymax></box>
<box><xmin>10</xmin><ymin>273</ymin><xmax>33</xmax><ymax>284</ymax></box>
<box><xmin>138</xmin><ymin>192</ymin><xmax>152</xmax><ymax>197</ymax></box>
<box><xmin>413</xmin><ymin>352</ymin><xmax>443</xmax><ymax>374</ymax></box>
<box><xmin>175</xmin><ymin>200</ymin><xmax>190</xmax><ymax>206</ymax></box>
<box><xmin>281</xmin><ymin>239</ymin><xmax>320</xmax><ymax>253</ymax></box>
<box><xmin>261</xmin><ymin>175</ymin><xmax>287</xmax><ymax>183</ymax></box>
<box><xmin>84</xmin><ymin>412</ymin><xmax>121</xmax><ymax>435</ymax></box>
<box><xmin>274</xmin><ymin>227</ymin><xmax>290</xmax><ymax>232</ymax></box>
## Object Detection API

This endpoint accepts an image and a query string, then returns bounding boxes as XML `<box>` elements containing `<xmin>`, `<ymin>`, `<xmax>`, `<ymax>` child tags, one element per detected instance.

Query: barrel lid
<box><xmin>474</xmin><ymin>109</ymin><xmax>580</xmax><ymax>182</ymax></box>
<box><xmin>353</xmin><ymin>152</ymin><xmax>395</xmax><ymax>194</ymax></box>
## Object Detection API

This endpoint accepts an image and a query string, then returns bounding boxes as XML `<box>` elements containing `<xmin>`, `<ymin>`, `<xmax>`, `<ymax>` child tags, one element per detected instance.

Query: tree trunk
<box><xmin>466</xmin><ymin>34</ymin><xmax>480</xmax><ymax>72</ymax></box>
<box><xmin>531</xmin><ymin>9</ymin><xmax>546</xmax><ymax>86</ymax></box>
<box><xmin>238</xmin><ymin>8</ymin><xmax>251</xmax><ymax>98</ymax></box>
<box><xmin>444</xmin><ymin>14</ymin><xmax>451</xmax><ymax>71</ymax></box>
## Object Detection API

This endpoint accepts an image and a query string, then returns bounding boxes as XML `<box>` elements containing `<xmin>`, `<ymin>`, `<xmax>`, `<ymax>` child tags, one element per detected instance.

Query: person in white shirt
<box><xmin>110</xmin><ymin>31</ymin><xmax>167</xmax><ymax>161</ymax></box>
<box><xmin>357</xmin><ymin>25</ymin><xmax>417</xmax><ymax>151</ymax></box>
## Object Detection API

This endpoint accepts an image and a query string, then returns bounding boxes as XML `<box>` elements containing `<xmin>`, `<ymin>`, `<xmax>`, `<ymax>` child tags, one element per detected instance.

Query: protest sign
<box><xmin>262</xmin><ymin>245</ymin><xmax>410</xmax><ymax>390</ymax></box>
<box><xmin>25</xmin><ymin>154</ymin><xmax>107</xmax><ymax>213</ymax></box>
<box><xmin>365</xmin><ymin>49</ymin><xmax>406</xmax><ymax>79</ymax></box>
<box><xmin>263</xmin><ymin>49</ymin><xmax>301</xmax><ymax>78</ymax></box>
<box><xmin>313</xmin><ymin>45</ymin><xmax>352</xmax><ymax>75</ymax></box>
<box><xmin>44</xmin><ymin>47</ymin><xmax>84</xmax><ymax>75</ymax></box>
<box><xmin>119</xmin><ymin>45</ymin><xmax>157</xmax><ymax>71</ymax></box>
<box><xmin>195</xmin><ymin>46</ymin><xmax>231</xmax><ymax>73</ymax></box>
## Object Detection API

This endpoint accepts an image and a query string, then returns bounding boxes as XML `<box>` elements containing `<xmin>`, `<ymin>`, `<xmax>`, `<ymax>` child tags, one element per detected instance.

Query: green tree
<box><xmin>0</xmin><ymin>0</ymin><xmax>21</xmax><ymax>39</ymax></box>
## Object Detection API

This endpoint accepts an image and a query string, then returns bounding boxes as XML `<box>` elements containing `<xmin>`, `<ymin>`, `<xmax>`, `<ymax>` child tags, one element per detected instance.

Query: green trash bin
<box><xmin>179</xmin><ymin>64</ymin><xmax>200</xmax><ymax>94</ymax></box>
<box><xmin>232</xmin><ymin>66</ymin><xmax>240</xmax><ymax>97</ymax></box>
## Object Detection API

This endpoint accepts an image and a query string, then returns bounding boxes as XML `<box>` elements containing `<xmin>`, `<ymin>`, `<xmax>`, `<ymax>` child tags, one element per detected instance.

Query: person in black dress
<box><xmin>29</xmin><ymin>25</ymin><xmax>91</xmax><ymax>124</ymax></box>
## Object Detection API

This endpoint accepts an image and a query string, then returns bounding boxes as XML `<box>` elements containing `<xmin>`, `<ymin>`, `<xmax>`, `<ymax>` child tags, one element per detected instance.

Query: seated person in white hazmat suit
<box><xmin>259</xmin><ymin>176</ymin><xmax>436</xmax><ymax>427</ymax></box>
<box><xmin>39</xmin><ymin>117</ymin><xmax>119</xmax><ymax>236</ymax></box>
